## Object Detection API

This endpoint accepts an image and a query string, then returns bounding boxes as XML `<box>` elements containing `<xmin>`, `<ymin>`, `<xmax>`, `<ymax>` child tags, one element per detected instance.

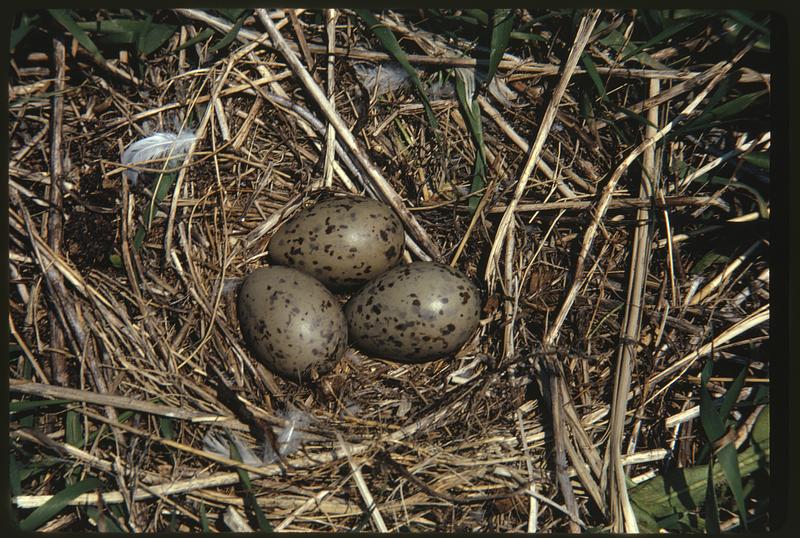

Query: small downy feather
<box><xmin>121</xmin><ymin>129</ymin><xmax>197</xmax><ymax>185</ymax></box>
<box><xmin>261</xmin><ymin>406</ymin><xmax>311</xmax><ymax>464</ymax></box>
<box><xmin>201</xmin><ymin>406</ymin><xmax>313</xmax><ymax>467</ymax></box>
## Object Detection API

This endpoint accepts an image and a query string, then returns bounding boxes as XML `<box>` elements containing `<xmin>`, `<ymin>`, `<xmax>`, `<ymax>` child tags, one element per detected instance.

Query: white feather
<box><xmin>121</xmin><ymin>129</ymin><xmax>197</xmax><ymax>185</ymax></box>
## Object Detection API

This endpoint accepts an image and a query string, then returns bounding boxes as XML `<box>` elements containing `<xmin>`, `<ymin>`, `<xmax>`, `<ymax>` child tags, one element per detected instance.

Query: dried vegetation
<box><xmin>9</xmin><ymin>8</ymin><xmax>771</xmax><ymax>532</ymax></box>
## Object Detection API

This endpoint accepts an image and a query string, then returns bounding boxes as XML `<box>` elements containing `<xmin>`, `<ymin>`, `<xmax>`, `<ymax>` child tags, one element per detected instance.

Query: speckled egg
<box><xmin>345</xmin><ymin>261</ymin><xmax>481</xmax><ymax>363</ymax></box>
<box><xmin>268</xmin><ymin>196</ymin><xmax>405</xmax><ymax>291</ymax></box>
<box><xmin>237</xmin><ymin>266</ymin><xmax>348</xmax><ymax>382</ymax></box>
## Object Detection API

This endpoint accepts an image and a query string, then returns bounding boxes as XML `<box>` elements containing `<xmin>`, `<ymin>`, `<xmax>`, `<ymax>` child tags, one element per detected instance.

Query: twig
<box><xmin>9</xmin><ymin>380</ymin><xmax>243</xmax><ymax>426</ymax></box>
<box><xmin>337</xmin><ymin>434</ymin><xmax>388</xmax><ymax>532</ymax></box>
<box><xmin>174</xmin><ymin>9</ymin><xmax>769</xmax><ymax>83</ymax></box>
<box><xmin>484</xmin><ymin>10</ymin><xmax>600</xmax><ymax>289</ymax></box>
<box><xmin>604</xmin><ymin>77</ymin><xmax>660</xmax><ymax>533</ymax></box>
<box><xmin>647</xmin><ymin>303</ymin><xmax>769</xmax><ymax>389</ymax></box>
<box><xmin>542</xmin><ymin>44</ymin><xmax>751</xmax><ymax>349</ymax></box>
<box><xmin>256</xmin><ymin>9</ymin><xmax>441</xmax><ymax>260</ymax></box>
<box><xmin>485</xmin><ymin>195</ymin><xmax>724</xmax><ymax>213</ymax></box>
<box><xmin>47</xmin><ymin>35</ymin><xmax>69</xmax><ymax>387</ymax></box>
<box><xmin>689</xmin><ymin>239</ymin><xmax>763</xmax><ymax>305</ymax></box>
<box><xmin>516</xmin><ymin>411</ymin><xmax>538</xmax><ymax>533</ymax></box>
<box><xmin>322</xmin><ymin>9</ymin><xmax>338</xmax><ymax>189</ymax></box>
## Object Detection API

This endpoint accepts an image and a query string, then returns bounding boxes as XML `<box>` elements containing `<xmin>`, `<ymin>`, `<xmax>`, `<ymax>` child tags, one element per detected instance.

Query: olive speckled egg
<box><xmin>268</xmin><ymin>196</ymin><xmax>405</xmax><ymax>290</ymax></box>
<box><xmin>345</xmin><ymin>261</ymin><xmax>481</xmax><ymax>363</ymax></box>
<box><xmin>237</xmin><ymin>266</ymin><xmax>348</xmax><ymax>382</ymax></box>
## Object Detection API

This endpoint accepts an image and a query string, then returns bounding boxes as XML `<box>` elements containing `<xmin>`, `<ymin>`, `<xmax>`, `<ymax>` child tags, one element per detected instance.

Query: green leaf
<box><xmin>509</xmin><ymin>31</ymin><xmax>547</xmax><ymax>42</ymax></box>
<box><xmin>86</xmin><ymin>505</ymin><xmax>125</xmax><ymax>533</ymax></box>
<box><xmin>717</xmin><ymin>442</ymin><xmax>749</xmax><ymax>528</ymax></box>
<box><xmin>705</xmin><ymin>460</ymin><xmax>721</xmax><ymax>533</ymax></box>
<box><xmin>463</xmin><ymin>9</ymin><xmax>489</xmax><ymax>26</ymax></box>
<box><xmin>596</xmin><ymin>25</ymin><xmax>668</xmax><ymax>69</ymax></box>
<box><xmin>621</xmin><ymin>17</ymin><xmax>705</xmax><ymax>62</ymax></box>
<box><xmin>719</xmin><ymin>367</ymin><xmax>748</xmax><ymax>420</ymax></box>
<box><xmin>724</xmin><ymin>10</ymin><xmax>770</xmax><ymax>37</ymax></box>
<box><xmin>742</xmin><ymin>151</ymin><xmax>769</xmax><ymax>171</ymax></box>
<box><xmin>66</xmin><ymin>409</ymin><xmax>83</xmax><ymax>448</ymax></box>
<box><xmin>581</xmin><ymin>53</ymin><xmax>607</xmax><ymax>101</ymax></box>
<box><xmin>229</xmin><ymin>441</ymin><xmax>273</xmax><ymax>532</ymax></box>
<box><xmin>454</xmin><ymin>71</ymin><xmax>487</xmax><ymax>214</ymax></box>
<box><xmin>136</xmin><ymin>20</ymin><xmax>178</xmax><ymax>57</ymax></box>
<box><xmin>109</xmin><ymin>253</ymin><xmax>123</xmax><ymax>268</ymax></box>
<box><xmin>18</xmin><ymin>477</ymin><xmax>101</xmax><ymax>531</ymax></box>
<box><xmin>144</xmin><ymin>172</ymin><xmax>176</xmax><ymax>229</ymax></box>
<box><xmin>159</xmin><ymin>417</ymin><xmax>175</xmax><ymax>440</ymax></box>
<box><xmin>690</xmin><ymin>251</ymin><xmax>729</xmax><ymax>275</ymax></box>
<box><xmin>132</xmin><ymin>228</ymin><xmax>146</xmax><ymax>251</ymax></box>
<box><xmin>10</xmin><ymin>399</ymin><xmax>73</xmax><ymax>413</ymax></box>
<box><xmin>676</xmin><ymin>90</ymin><xmax>767</xmax><ymax>135</ymax></box>
<box><xmin>356</xmin><ymin>10</ymin><xmax>440</xmax><ymax>142</ymax></box>
<box><xmin>48</xmin><ymin>10</ymin><xmax>105</xmax><ymax>63</ymax></box>
<box><xmin>10</xmin><ymin>453</ymin><xmax>22</xmax><ymax>497</ymax></box>
<box><xmin>175</xmin><ymin>28</ymin><xmax>215</xmax><ymax>51</ymax></box>
<box><xmin>485</xmin><ymin>10</ymin><xmax>515</xmax><ymax>86</ymax></box>
<box><xmin>199</xmin><ymin>502</ymin><xmax>210</xmax><ymax>532</ymax></box>
<box><xmin>11</xmin><ymin>12</ymin><xmax>41</xmax><ymax>51</ymax></box>
<box><xmin>215</xmin><ymin>9</ymin><xmax>248</xmax><ymax>22</ymax></box>
<box><xmin>208</xmin><ymin>12</ymin><xmax>246</xmax><ymax>54</ymax></box>
<box><xmin>699</xmin><ymin>361</ymin><xmax>748</xmax><ymax>528</ymax></box>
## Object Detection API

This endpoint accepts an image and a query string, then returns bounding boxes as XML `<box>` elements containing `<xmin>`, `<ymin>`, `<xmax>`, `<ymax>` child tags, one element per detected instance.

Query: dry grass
<box><xmin>9</xmin><ymin>8</ymin><xmax>771</xmax><ymax>532</ymax></box>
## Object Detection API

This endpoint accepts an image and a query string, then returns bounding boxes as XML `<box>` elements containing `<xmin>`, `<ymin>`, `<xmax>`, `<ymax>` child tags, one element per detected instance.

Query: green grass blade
<box><xmin>742</xmin><ymin>151</ymin><xmax>769</xmax><ymax>170</ymax></box>
<box><xmin>485</xmin><ymin>10</ymin><xmax>515</xmax><ymax>85</ymax></box>
<box><xmin>215</xmin><ymin>9</ymin><xmax>248</xmax><ymax>22</ymax></box>
<box><xmin>199</xmin><ymin>502</ymin><xmax>210</xmax><ymax>532</ymax></box>
<box><xmin>10</xmin><ymin>399</ymin><xmax>73</xmax><ymax>413</ymax></box>
<box><xmin>48</xmin><ymin>10</ymin><xmax>105</xmax><ymax>63</ymax></box>
<box><xmin>11</xmin><ymin>12</ymin><xmax>41</xmax><ymax>51</ymax></box>
<box><xmin>717</xmin><ymin>442</ymin><xmax>749</xmax><ymax>528</ymax></box>
<box><xmin>10</xmin><ymin>453</ymin><xmax>22</xmax><ymax>497</ymax></box>
<box><xmin>132</xmin><ymin>227</ymin><xmax>147</xmax><ymax>252</ymax></box>
<box><xmin>176</xmin><ymin>28</ymin><xmax>215</xmax><ymax>51</ymax></box>
<box><xmin>724</xmin><ymin>10</ymin><xmax>770</xmax><ymax>36</ymax></box>
<box><xmin>137</xmin><ymin>20</ymin><xmax>178</xmax><ymax>57</ymax></box>
<box><xmin>159</xmin><ymin>417</ymin><xmax>175</xmax><ymax>440</ymax></box>
<box><xmin>463</xmin><ymin>9</ymin><xmax>489</xmax><ymax>26</ymax></box>
<box><xmin>700</xmin><ymin>361</ymin><xmax>725</xmax><ymax>443</ymax></box>
<box><xmin>86</xmin><ymin>505</ymin><xmax>125</xmax><ymax>533</ymax></box>
<box><xmin>18</xmin><ymin>476</ymin><xmax>101</xmax><ymax>531</ymax></box>
<box><xmin>719</xmin><ymin>367</ymin><xmax>747</xmax><ymax>420</ymax></box>
<box><xmin>144</xmin><ymin>172</ymin><xmax>177</xmax><ymax>229</ymax></box>
<box><xmin>209</xmin><ymin>11</ymin><xmax>247</xmax><ymax>54</ymax></box>
<box><xmin>581</xmin><ymin>53</ymin><xmax>607</xmax><ymax>101</ymax></box>
<box><xmin>704</xmin><ymin>460</ymin><xmax>721</xmax><ymax>533</ymax></box>
<box><xmin>690</xmin><ymin>251</ymin><xmax>729</xmax><ymax>275</ymax></box>
<box><xmin>454</xmin><ymin>71</ymin><xmax>487</xmax><ymax>214</ymax></box>
<box><xmin>356</xmin><ymin>10</ymin><xmax>440</xmax><ymax>141</ymax></box>
<box><xmin>229</xmin><ymin>441</ymin><xmax>273</xmax><ymax>532</ymax></box>
<box><xmin>620</xmin><ymin>17</ymin><xmax>702</xmax><ymax>62</ymax></box>
<box><xmin>66</xmin><ymin>409</ymin><xmax>84</xmax><ymax>448</ymax></box>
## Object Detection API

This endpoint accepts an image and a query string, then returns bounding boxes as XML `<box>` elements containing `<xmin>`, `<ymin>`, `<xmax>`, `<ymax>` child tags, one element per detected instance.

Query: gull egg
<box><xmin>237</xmin><ymin>266</ymin><xmax>348</xmax><ymax>382</ymax></box>
<box><xmin>268</xmin><ymin>196</ymin><xmax>405</xmax><ymax>291</ymax></box>
<box><xmin>345</xmin><ymin>261</ymin><xmax>481</xmax><ymax>363</ymax></box>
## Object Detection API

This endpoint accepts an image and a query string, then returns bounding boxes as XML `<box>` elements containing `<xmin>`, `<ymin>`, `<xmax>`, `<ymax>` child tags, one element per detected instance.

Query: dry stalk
<box><xmin>603</xmin><ymin>77</ymin><xmax>660</xmax><ymax>533</ymax></box>
<box><xmin>484</xmin><ymin>10</ymin><xmax>600</xmax><ymax>289</ymax></box>
<box><xmin>256</xmin><ymin>9</ymin><xmax>441</xmax><ymax>260</ymax></box>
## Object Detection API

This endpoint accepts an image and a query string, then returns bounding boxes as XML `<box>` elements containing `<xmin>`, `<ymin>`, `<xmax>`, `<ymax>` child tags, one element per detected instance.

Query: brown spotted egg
<box><xmin>237</xmin><ymin>266</ymin><xmax>348</xmax><ymax>382</ymax></box>
<box><xmin>268</xmin><ymin>196</ymin><xmax>405</xmax><ymax>291</ymax></box>
<box><xmin>345</xmin><ymin>261</ymin><xmax>481</xmax><ymax>363</ymax></box>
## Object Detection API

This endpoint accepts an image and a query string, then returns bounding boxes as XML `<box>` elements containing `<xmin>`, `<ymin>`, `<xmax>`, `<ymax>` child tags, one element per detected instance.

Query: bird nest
<box><xmin>9</xmin><ymin>8</ymin><xmax>772</xmax><ymax>532</ymax></box>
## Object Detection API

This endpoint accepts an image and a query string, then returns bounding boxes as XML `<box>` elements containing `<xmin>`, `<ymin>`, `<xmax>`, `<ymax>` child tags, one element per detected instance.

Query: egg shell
<box><xmin>345</xmin><ymin>261</ymin><xmax>481</xmax><ymax>363</ymax></box>
<box><xmin>268</xmin><ymin>196</ymin><xmax>405</xmax><ymax>291</ymax></box>
<box><xmin>237</xmin><ymin>266</ymin><xmax>348</xmax><ymax>382</ymax></box>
